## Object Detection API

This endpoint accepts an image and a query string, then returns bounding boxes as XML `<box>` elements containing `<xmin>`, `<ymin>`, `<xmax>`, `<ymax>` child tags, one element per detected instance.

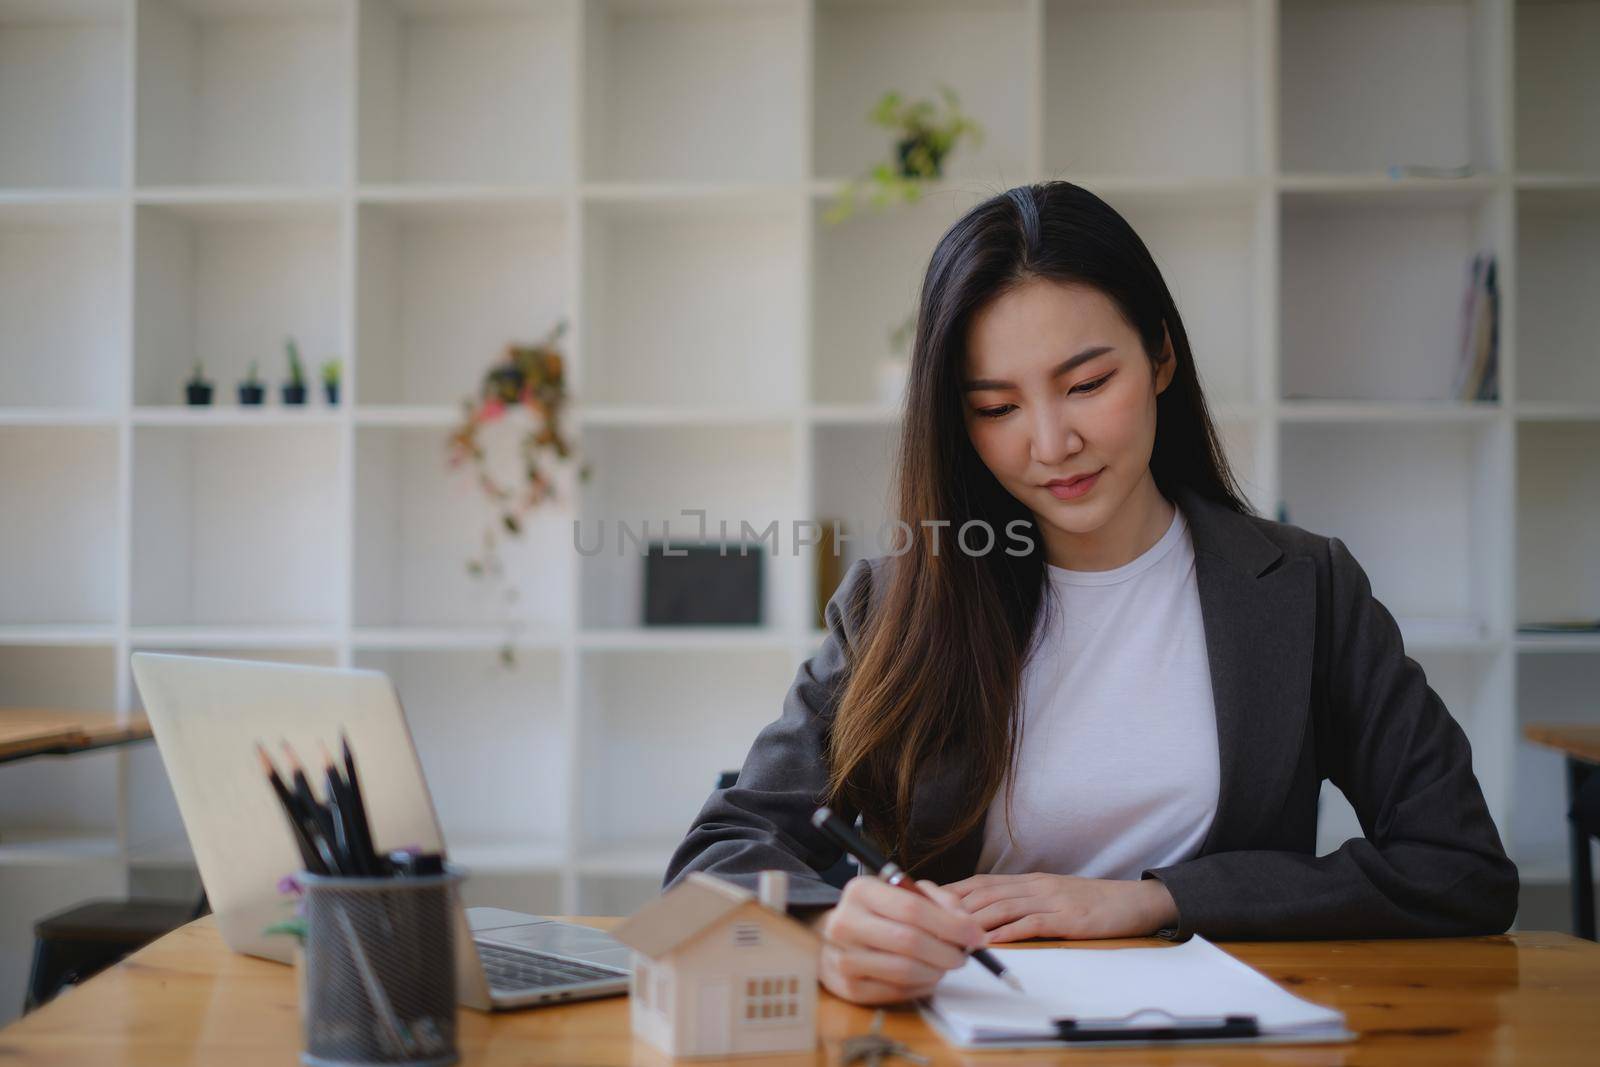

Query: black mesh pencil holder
<box><xmin>298</xmin><ymin>867</ymin><xmax>464</xmax><ymax>1067</ymax></box>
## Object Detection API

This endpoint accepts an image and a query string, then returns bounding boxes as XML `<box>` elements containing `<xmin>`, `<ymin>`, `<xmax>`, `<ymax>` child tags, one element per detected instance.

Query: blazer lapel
<box><xmin>1178</xmin><ymin>487</ymin><xmax>1315</xmax><ymax>854</ymax></box>
<box><xmin>907</xmin><ymin>487</ymin><xmax>1315</xmax><ymax>883</ymax></box>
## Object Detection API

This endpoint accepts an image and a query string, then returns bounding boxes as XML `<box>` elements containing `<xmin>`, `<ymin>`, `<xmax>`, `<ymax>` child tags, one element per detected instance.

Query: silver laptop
<box><xmin>130</xmin><ymin>652</ymin><xmax>632</xmax><ymax>1010</ymax></box>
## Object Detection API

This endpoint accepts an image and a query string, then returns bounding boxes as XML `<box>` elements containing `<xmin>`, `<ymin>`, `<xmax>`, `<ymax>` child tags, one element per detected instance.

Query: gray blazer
<box><xmin>663</xmin><ymin>484</ymin><xmax>1519</xmax><ymax>940</ymax></box>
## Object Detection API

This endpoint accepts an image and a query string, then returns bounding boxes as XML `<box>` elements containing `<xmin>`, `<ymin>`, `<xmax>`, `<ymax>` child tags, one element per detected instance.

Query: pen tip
<box><xmin>1003</xmin><ymin>971</ymin><xmax>1026</xmax><ymax>993</ymax></box>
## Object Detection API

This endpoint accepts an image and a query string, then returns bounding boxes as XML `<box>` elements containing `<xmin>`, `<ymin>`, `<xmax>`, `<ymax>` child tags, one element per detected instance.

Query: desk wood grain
<box><xmin>0</xmin><ymin>709</ymin><xmax>152</xmax><ymax>763</ymax></box>
<box><xmin>2</xmin><ymin>917</ymin><xmax>1596</xmax><ymax>1066</ymax></box>
<box><xmin>1524</xmin><ymin>723</ymin><xmax>1600</xmax><ymax>766</ymax></box>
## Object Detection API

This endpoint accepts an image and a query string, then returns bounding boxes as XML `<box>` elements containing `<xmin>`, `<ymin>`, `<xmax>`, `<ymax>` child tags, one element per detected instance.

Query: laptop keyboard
<box><xmin>476</xmin><ymin>941</ymin><xmax>626</xmax><ymax>993</ymax></box>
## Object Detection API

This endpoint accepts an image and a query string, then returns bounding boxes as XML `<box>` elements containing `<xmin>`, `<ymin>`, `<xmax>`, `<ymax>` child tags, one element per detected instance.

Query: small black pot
<box><xmin>282</xmin><ymin>382</ymin><xmax>307</xmax><ymax>406</ymax></box>
<box><xmin>185</xmin><ymin>382</ymin><xmax>213</xmax><ymax>406</ymax></box>
<box><xmin>323</xmin><ymin>382</ymin><xmax>340</xmax><ymax>406</ymax></box>
<box><xmin>895</xmin><ymin>135</ymin><xmax>947</xmax><ymax>179</ymax></box>
<box><xmin>238</xmin><ymin>382</ymin><xmax>265</xmax><ymax>406</ymax></box>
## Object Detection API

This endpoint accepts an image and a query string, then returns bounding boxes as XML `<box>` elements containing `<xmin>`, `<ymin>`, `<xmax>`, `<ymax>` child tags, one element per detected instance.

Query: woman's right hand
<box><xmin>809</xmin><ymin>876</ymin><xmax>988</xmax><ymax>1005</ymax></box>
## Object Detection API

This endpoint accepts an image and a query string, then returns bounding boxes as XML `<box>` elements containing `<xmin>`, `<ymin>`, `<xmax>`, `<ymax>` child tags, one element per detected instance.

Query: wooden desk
<box><xmin>1</xmin><ymin>917</ymin><xmax>1597</xmax><ymax>1065</ymax></box>
<box><xmin>0</xmin><ymin>709</ymin><xmax>152</xmax><ymax>765</ymax></box>
<box><xmin>1524</xmin><ymin>723</ymin><xmax>1600</xmax><ymax>940</ymax></box>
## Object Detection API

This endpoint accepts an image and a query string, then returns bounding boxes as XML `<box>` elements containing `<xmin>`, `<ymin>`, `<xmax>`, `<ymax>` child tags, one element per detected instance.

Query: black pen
<box><xmin>812</xmin><ymin>806</ymin><xmax>1025</xmax><ymax>993</ymax></box>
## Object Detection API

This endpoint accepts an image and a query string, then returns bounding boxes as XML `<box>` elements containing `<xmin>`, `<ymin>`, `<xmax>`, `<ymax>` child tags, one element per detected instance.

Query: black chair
<box><xmin>715</xmin><ymin>771</ymin><xmax>858</xmax><ymax>889</ymax></box>
<box><xmin>1570</xmin><ymin>762</ymin><xmax>1600</xmax><ymax>941</ymax></box>
<box><xmin>23</xmin><ymin>893</ymin><xmax>208</xmax><ymax>1013</ymax></box>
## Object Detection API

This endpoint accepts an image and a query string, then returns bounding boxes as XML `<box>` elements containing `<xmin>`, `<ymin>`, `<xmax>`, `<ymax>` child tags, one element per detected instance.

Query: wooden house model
<box><xmin>611</xmin><ymin>870</ymin><xmax>820</xmax><ymax>1058</ymax></box>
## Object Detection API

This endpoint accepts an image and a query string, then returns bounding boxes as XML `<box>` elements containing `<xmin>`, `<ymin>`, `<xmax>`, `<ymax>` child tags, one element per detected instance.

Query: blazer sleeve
<box><xmin>1142</xmin><ymin>536</ymin><xmax>1520</xmax><ymax>939</ymax></box>
<box><xmin>660</xmin><ymin>556</ymin><xmax>875</xmax><ymax>913</ymax></box>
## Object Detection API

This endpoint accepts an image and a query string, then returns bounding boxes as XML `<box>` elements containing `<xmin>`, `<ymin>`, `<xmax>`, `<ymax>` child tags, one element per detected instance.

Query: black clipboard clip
<box><xmin>1053</xmin><ymin>1014</ymin><xmax>1260</xmax><ymax>1042</ymax></box>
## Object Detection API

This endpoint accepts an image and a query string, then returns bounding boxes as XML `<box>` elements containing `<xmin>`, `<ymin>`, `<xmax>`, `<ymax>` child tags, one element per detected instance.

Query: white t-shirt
<box><xmin>975</xmin><ymin>503</ymin><xmax>1220</xmax><ymax>881</ymax></box>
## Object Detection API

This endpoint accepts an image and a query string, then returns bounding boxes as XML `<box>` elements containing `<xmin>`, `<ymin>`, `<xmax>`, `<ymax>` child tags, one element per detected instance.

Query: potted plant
<box><xmin>823</xmin><ymin>84</ymin><xmax>984</xmax><ymax>225</ymax></box>
<box><xmin>185</xmin><ymin>360</ymin><xmax>214</xmax><ymax>406</ymax></box>
<box><xmin>282</xmin><ymin>338</ymin><xmax>307</xmax><ymax>406</ymax></box>
<box><xmin>238</xmin><ymin>361</ymin><xmax>265</xmax><ymax>406</ymax></box>
<box><xmin>448</xmin><ymin>321</ymin><xmax>588</xmax><ymax>667</ymax></box>
<box><xmin>321</xmin><ymin>358</ymin><xmax>342</xmax><ymax>406</ymax></box>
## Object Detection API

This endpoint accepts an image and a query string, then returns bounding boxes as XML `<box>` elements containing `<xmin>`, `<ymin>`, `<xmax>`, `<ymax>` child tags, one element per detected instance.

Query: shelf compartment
<box><xmin>355</xmin><ymin>198</ymin><xmax>569</xmax><ymax>407</ymax></box>
<box><xmin>582</xmin><ymin>195</ymin><xmax>802</xmax><ymax>409</ymax></box>
<box><xmin>125</xmin><ymin>644</ymin><xmax>337</xmax><ymax>863</ymax></box>
<box><xmin>1515</xmin><ymin>0</ymin><xmax>1600</xmax><ymax>175</ymax></box>
<box><xmin>353</xmin><ymin>648</ymin><xmax>568</xmax><ymax>863</ymax></box>
<box><xmin>134</xmin><ymin>0</ymin><xmax>350</xmax><ymax>187</ymax></box>
<box><xmin>0</xmin><ymin>200</ymin><xmax>124</xmax><ymax>410</ymax></box>
<box><xmin>0</xmin><ymin>427</ymin><xmax>118</xmax><ymax>626</ymax></box>
<box><xmin>1280</xmin><ymin>420</ymin><xmax>1508</xmax><ymax>638</ymax></box>
<box><xmin>354</xmin><ymin>425</ymin><xmax>575</xmax><ymax>629</ymax></box>
<box><xmin>0</xmin><ymin>1</ymin><xmax>126</xmax><ymax>189</ymax></box>
<box><xmin>1516</xmin><ymin>421</ymin><xmax>1600</xmax><ymax>628</ymax></box>
<box><xmin>1097</xmin><ymin>185</ymin><xmax>1262</xmax><ymax>408</ymax></box>
<box><xmin>575</xmin><ymin>646</ymin><xmax>795</xmax><ymax>855</ymax></box>
<box><xmin>130</xmin><ymin>425</ymin><xmax>342</xmax><ymax>627</ymax></box>
<box><xmin>811</xmin><ymin>421</ymin><xmax>898</xmax><ymax>609</ymax></box>
<box><xmin>357</xmin><ymin>0</ymin><xmax>575</xmax><ymax>185</ymax></box>
<box><xmin>1279</xmin><ymin>186</ymin><xmax>1502</xmax><ymax>402</ymax></box>
<box><xmin>1278</xmin><ymin>0</ymin><xmax>1501</xmax><ymax>176</ymax></box>
<box><xmin>582</xmin><ymin>0</ymin><xmax>803</xmax><ymax>183</ymax></box>
<box><xmin>0</xmin><ymin>645</ymin><xmax>121</xmax><ymax>844</ymax></box>
<box><xmin>132</xmin><ymin>199</ymin><xmax>343</xmax><ymax>408</ymax></box>
<box><xmin>1516</xmin><ymin>187</ymin><xmax>1600</xmax><ymax>406</ymax></box>
<box><xmin>1511</xmin><ymin>652</ymin><xmax>1600</xmax><ymax>881</ymax></box>
<box><xmin>812</xmin><ymin>0</ymin><xmax>1030</xmax><ymax>184</ymax></box>
<box><xmin>577</xmin><ymin>424</ymin><xmax>800</xmax><ymax>630</ymax></box>
<box><xmin>1043</xmin><ymin>0</ymin><xmax>1257</xmax><ymax>179</ymax></box>
<box><xmin>809</xmin><ymin>188</ymin><xmax>969</xmax><ymax>406</ymax></box>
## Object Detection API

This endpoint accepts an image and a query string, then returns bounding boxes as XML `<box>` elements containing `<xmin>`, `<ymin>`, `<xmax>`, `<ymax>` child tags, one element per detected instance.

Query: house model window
<box><xmin>743</xmin><ymin>974</ymin><xmax>801</xmax><ymax>1022</ymax></box>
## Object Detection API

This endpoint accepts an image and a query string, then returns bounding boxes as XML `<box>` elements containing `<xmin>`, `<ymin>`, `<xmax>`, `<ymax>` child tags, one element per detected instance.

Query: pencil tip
<box><xmin>1003</xmin><ymin>972</ymin><xmax>1026</xmax><ymax>993</ymax></box>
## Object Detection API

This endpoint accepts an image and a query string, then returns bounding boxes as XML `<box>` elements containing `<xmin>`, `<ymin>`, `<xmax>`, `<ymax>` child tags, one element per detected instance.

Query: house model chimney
<box><xmin>758</xmin><ymin>870</ymin><xmax>788</xmax><ymax>913</ymax></box>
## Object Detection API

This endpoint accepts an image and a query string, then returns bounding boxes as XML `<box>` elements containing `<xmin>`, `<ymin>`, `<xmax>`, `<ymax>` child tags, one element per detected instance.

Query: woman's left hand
<box><xmin>941</xmin><ymin>873</ymin><xmax>1180</xmax><ymax>942</ymax></box>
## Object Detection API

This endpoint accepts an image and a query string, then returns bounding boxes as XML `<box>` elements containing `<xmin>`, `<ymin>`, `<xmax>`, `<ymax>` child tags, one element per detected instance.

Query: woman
<box><xmin>663</xmin><ymin>181</ymin><xmax>1517</xmax><ymax>1006</ymax></box>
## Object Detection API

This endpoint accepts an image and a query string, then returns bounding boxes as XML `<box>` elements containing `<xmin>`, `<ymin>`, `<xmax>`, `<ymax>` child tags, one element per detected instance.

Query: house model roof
<box><xmin>611</xmin><ymin>871</ymin><xmax>820</xmax><ymax>959</ymax></box>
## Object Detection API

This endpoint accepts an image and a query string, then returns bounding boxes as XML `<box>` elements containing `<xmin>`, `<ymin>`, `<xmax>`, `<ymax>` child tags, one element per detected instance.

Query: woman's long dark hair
<box><xmin>824</xmin><ymin>180</ymin><xmax>1252</xmax><ymax>871</ymax></box>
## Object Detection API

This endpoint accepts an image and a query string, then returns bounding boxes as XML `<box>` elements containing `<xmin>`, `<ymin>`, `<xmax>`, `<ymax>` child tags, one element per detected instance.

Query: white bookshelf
<box><xmin>0</xmin><ymin>0</ymin><xmax>1595</xmax><ymax>940</ymax></box>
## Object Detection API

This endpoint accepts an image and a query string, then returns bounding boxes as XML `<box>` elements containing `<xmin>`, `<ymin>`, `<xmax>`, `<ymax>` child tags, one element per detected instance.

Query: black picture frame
<box><xmin>642</xmin><ymin>542</ymin><xmax>763</xmax><ymax>626</ymax></box>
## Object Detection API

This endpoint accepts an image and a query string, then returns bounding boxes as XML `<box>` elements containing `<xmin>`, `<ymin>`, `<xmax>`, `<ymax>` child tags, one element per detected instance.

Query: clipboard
<box><xmin>916</xmin><ymin>936</ymin><xmax>1357</xmax><ymax>1051</ymax></box>
<box><xmin>919</xmin><ymin>1005</ymin><xmax>1358</xmax><ymax>1051</ymax></box>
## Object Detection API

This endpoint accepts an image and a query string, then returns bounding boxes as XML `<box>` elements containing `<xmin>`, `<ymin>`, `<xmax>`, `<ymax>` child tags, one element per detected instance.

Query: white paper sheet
<box><xmin>922</xmin><ymin>936</ymin><xmax>1348</xmax><ymax>1045</ymax></box>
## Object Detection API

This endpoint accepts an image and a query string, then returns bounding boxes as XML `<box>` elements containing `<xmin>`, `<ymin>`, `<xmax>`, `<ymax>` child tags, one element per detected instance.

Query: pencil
<box><xmin>282</xmin><ymin>740</ymin><xmax>344</xmax><ymax>875</ymax></box>
<box><xmin>319</xmin><ymin>741</ymin><xmax>366</xmax><ymax>877</ymax></box>
<box><xmin>340</xmin><ymin>732</ymin><xmax>382</xmax><ymax>876</ymax></box>
<box><xmin>256</xmin><ymin>742</ymin><xmax>327</xmax><ymax>875</ymax></box>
